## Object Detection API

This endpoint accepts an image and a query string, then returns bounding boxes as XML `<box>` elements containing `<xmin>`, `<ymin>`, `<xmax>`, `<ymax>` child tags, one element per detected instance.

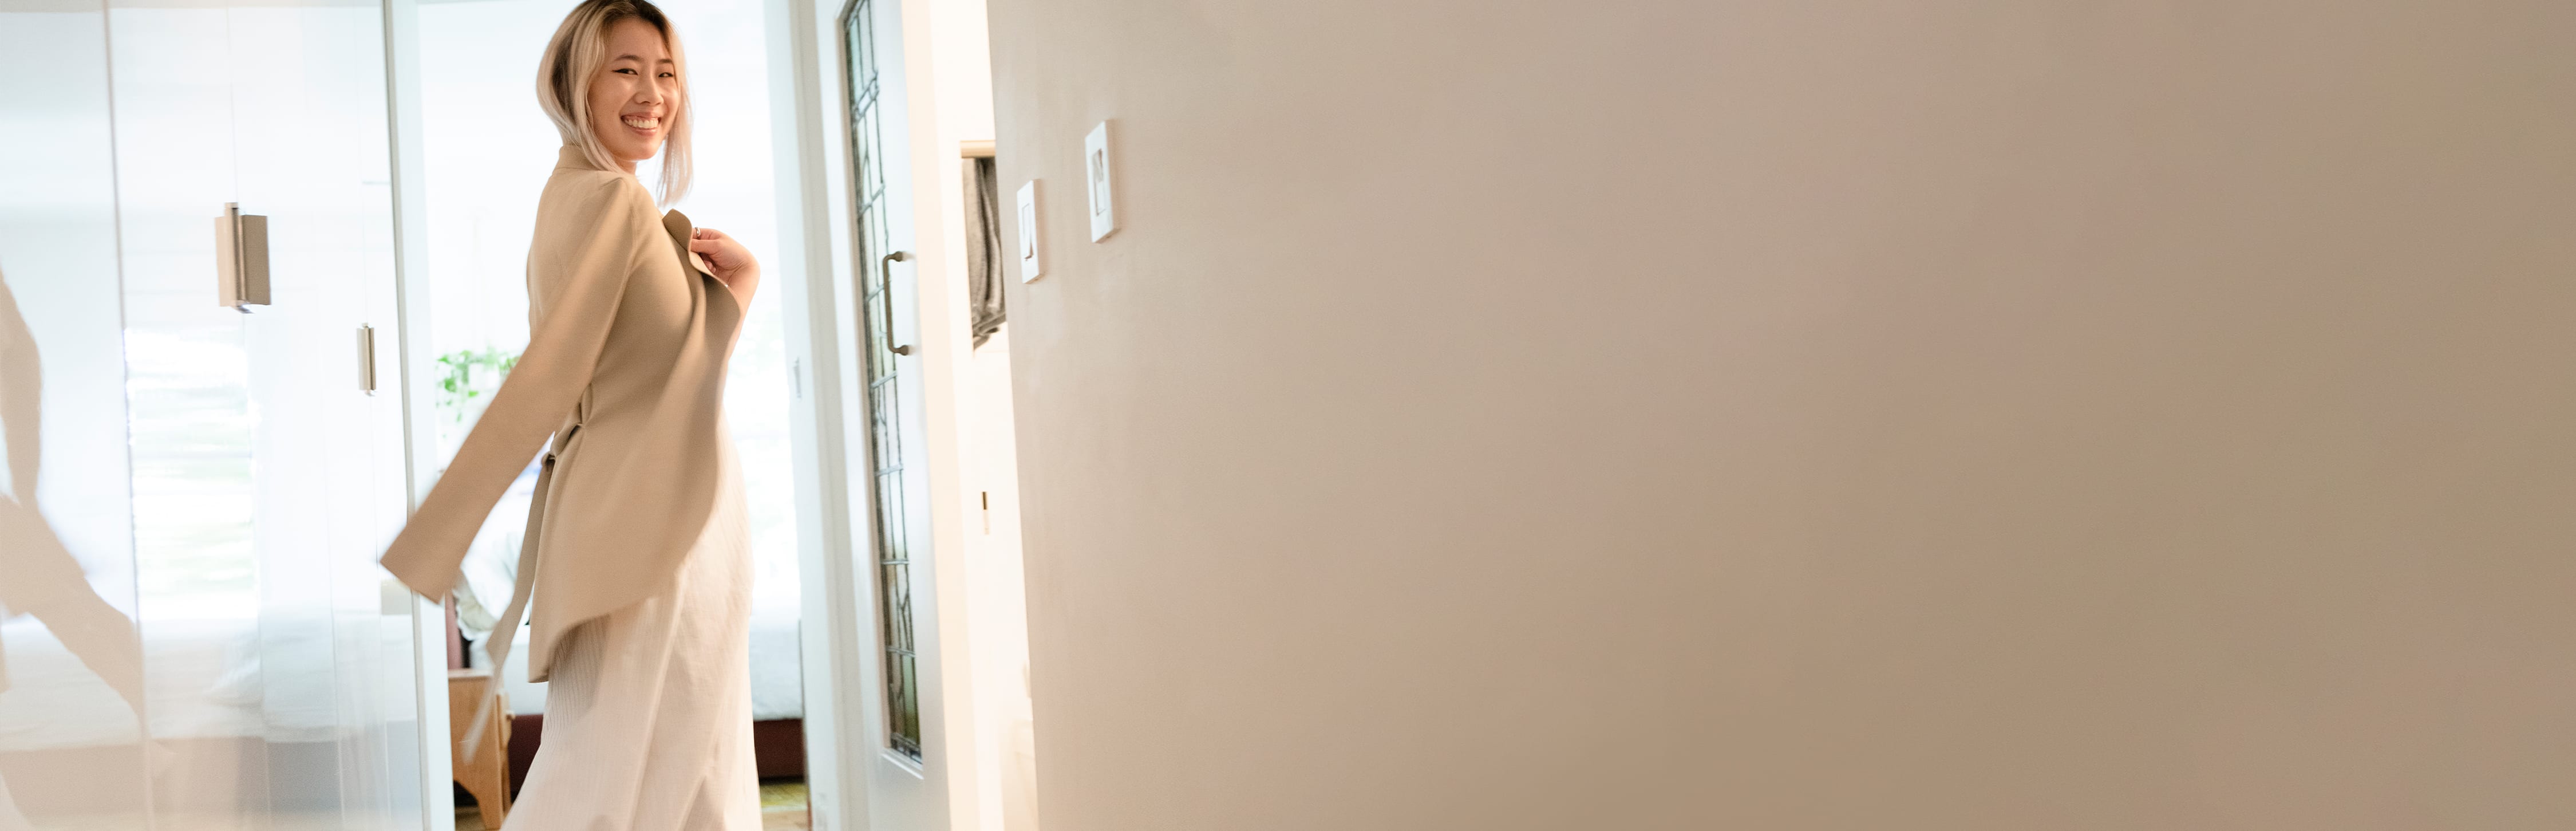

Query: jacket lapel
<box><xmin>659</xmin><ymin>208</ymin><xmax>714</xmax><ymax>281</ymax></box>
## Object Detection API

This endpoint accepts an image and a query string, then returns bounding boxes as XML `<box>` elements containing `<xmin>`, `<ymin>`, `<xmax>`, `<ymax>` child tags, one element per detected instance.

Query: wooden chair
<box><xmin>448</xmin><ymin>668</ymin><xmax>513</xmax><ymax>826</ymax></box>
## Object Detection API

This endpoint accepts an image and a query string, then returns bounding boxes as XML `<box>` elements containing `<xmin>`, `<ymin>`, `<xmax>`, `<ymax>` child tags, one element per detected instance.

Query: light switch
<box><xmin>1017</xmin><ymin>180</ymin><xmax>1042</xmax><ymax>282</ymax></box>
<box><xmin>1084</xmin><ymin>121</ymin><xmax>1116</xmax><ymax>241</ymax></box>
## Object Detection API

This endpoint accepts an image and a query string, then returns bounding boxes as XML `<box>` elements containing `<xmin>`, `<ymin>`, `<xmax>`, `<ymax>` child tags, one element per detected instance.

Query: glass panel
<box><xmin>873</xmin><ymin>471</ymin><xmax>907</xmax><ymax>553</ymax></box>
<box><xmin>844</xmin><ymin>0</ymin><xmax>919</xmax><ymax>762</ymax></box>
<box><xmin>850</xmin><ymin>111</ymin><xmax>876</xmax><ymax>208</ymax></box>
<box><xmin>227</xmin><ymin>3</ymin><xmax>416</xmax><ymax>824</ymax></box>
<box><xmin>860</xmin><ymin>204</ymin><xmax>887</xmax><ymax>290</ymax></box>
<box><xmin>106</xmin><ymin>0</ymin><xmax>417</xmax><ymax>825</ymax></box>
<box><xmin>845</xmin><ymin>0</ymin><xmax>874</xmax><ymax>97</ymax></box>
<box><xmin>860</xmin><ymin>112</ymin><xmax>887</xmax><ymax>202</ymax></box>
<box><xmin>6</xmin><ymin>0</ymin><xmax>421</xmax><ymax>826</ymax></box>
<box><xmin>895</xmin><ymin>653</ymin><xmax>919</xmax><ymax>754</ymax></box>
<box><xmin>871</xmin><ymin>381</ymin><xmax>900</xmax><ymax>474</ymax></box>
<box><xmin>0</xmin><ymin>5</ymin><xmax>151</xmax><ymax>826</ymax></box>
<box><xmin>878</xmin><ymin>564</ymin><xmax>910</xmax><ymax>650</ymax></box>
<box><xmin>867</xmin><ymin>316</ymin><xmax>895</xmax><ymax>380</ymax></box>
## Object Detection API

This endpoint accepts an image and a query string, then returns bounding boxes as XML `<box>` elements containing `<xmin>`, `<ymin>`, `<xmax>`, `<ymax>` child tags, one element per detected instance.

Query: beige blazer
<box><xmin>383</xmin><ymin>147</ymin><xmax>741</xmax><ymax>682</ymax></box>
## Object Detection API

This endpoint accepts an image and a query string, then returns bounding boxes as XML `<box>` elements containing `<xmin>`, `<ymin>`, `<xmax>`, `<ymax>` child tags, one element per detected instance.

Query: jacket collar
<box><xmin>556</xmin><ymin>145</ymin><xmax>623</xmax><ymax>174</ymax></box>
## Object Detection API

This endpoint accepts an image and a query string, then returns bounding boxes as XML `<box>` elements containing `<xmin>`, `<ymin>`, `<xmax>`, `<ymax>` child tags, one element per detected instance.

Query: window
<box><xmin>841</xmin><ymin>0</ymin><xmax>920</xmax><ymax>761</ymax></box>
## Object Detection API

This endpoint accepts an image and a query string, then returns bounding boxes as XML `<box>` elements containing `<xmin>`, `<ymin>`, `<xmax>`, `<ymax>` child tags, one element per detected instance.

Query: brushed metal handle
<box><xmin>880</xmin><ymin>251</ymin><xmax>911</xmax><ymax>356</ymax></box>
<box><xmin>215</xmin><ymin>202</ymin><xmax>271</xmax><ymax>312</ymax></box>
<box><xmin>357</xmin><ymin>324</ymin><xmax>377</xmax><ymax>394</ymax></box>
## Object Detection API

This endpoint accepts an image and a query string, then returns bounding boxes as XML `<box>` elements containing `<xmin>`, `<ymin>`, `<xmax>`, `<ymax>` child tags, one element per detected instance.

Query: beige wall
<box><xmin>987</xmin><ymin>2</ymin><xmax>2576</xmax><ymax>828</ymax></box>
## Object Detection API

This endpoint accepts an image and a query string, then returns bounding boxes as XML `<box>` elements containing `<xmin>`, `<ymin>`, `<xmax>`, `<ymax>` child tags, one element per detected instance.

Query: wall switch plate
<box><xmin>1084</xmin><ymin>121</ymin><xmax>1116</xmax><ymax>241</ymax></box>
<box><xmin>1017</xmin><ymin>180</ymin><xmax>1042</xmax><ymax>282</ymax></box>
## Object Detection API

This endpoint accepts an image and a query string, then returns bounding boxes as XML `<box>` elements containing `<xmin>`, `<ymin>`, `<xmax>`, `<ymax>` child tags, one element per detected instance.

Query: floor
<box><xmin>455</xmin><ymin>779</ymin><xmax>811</xmax><ymax>830</ymax></box>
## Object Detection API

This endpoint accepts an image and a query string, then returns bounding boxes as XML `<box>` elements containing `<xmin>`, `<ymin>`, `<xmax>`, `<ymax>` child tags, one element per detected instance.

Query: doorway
<box><xmin>402</xmin><ymin>0</ymin><xmax>812</xmax><ymax>828</ymax></box>
<box><xmin>772</xmin><ymin>0</ymin><xmax>1042</xmax><ymax>826</ymax></box>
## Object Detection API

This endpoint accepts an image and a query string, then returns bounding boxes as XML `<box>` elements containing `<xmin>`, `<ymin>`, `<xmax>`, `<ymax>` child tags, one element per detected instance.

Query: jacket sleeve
<box><xmin>380</xmin><ymin>177</ymin><xmax>653</xmax><ymax>599</ymax></box>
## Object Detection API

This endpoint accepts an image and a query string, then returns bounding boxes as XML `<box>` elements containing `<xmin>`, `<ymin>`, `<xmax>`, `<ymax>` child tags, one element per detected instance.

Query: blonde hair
<box><xmin>536</xmin><ymin>0</ymin><xmax>692</xmax><ymax>206</ymax></box>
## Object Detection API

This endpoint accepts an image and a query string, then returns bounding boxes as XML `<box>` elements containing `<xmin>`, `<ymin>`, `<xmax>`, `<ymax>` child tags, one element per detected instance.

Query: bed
<box><xmin>0</xmin><ymin>613</ymin><xmax>419</xmax><ymax>815</ymax></box>
<box><xmin>0</xmin><ymin>615</ymin><xmax>405</xmax><ymax>749</ymax></box>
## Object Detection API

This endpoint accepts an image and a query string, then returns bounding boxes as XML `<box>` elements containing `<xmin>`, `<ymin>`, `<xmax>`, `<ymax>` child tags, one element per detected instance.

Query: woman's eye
<box><xmin>615</xmin><ymin>68</ymin><xmax>636</xmax><ymax>74</ymax></box>
<box><xmin>658</xmin><ymin>72</ymin><xmax>675</xmax><ymax>78</ymax></box>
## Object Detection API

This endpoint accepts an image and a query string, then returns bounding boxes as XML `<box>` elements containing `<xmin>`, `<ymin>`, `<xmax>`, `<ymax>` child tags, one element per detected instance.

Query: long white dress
<box><xmin>501</xmin><ymin>440</ymin><xmax>760</xmax><ymax>830</ymax></box>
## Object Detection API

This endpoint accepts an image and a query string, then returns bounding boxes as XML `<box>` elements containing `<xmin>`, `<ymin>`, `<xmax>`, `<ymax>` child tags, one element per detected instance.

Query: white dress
<box><xmin>501</xmin><ymin>441</ymin><xmax>760</xmax><ymax>830</ymax></box>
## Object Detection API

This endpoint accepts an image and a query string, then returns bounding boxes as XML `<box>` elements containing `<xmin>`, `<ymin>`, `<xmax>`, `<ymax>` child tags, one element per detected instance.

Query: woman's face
<box><xmin>586</xmin><ymin>17</ymin><xmax>678</xmax><ymax>171</ymax></box>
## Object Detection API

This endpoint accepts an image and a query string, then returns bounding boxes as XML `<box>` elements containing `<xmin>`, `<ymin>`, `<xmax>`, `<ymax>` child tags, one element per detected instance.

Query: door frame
<box><xmin>378</xmin><ymin>0</ymin><xmax>454</xmax><ymax>827</ymax></box>
<box><xmin>769</xmin><ymin>0</ymin><xmax>979</xmax><ymax>826</ymax></box>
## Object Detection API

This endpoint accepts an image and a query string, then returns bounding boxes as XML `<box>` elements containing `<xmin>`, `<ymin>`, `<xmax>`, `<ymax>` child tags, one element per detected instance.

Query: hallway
<box><xmin>7</xmin><ymin>1</ymin><xmax>2576</xmax><ymax>829</ymax></box>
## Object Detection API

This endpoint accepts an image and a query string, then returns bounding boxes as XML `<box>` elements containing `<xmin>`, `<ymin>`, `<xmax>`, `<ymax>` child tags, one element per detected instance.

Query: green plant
<box><xmin>434</xmin><ymin>346</ymin><xmax>521</xmax><ymax>422</ymax></box>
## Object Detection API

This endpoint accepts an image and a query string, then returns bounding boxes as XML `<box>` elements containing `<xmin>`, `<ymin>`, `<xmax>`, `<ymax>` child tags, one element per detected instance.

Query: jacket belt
<box><xmin>457</xmin><ymin>423</ymin><xmax>575</xmax><ymax>762</ymax></box>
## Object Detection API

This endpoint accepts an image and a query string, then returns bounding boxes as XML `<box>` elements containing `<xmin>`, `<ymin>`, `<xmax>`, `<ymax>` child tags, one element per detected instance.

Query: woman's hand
<box><xmin>688</xmin><ymin>227</ymin><xmax>760</xmax><ymax>306</ymax></box>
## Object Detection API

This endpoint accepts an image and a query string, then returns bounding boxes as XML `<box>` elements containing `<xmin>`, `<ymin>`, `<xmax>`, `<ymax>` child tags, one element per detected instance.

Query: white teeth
<box><xmin>623</xmin><ymin>116</ymin><xmax>660</xmax><ymax>129</ymax></box>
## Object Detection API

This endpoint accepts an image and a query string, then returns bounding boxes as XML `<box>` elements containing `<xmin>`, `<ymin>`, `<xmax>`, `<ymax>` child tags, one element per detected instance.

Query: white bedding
<box><xmin>0</xmin><ymin>615</ymin><xmax>397</xmax><ymax>750</ymax></box>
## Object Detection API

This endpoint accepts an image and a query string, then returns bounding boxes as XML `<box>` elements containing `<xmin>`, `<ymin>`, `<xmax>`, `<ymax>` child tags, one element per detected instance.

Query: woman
<box><xmin>380</xmin><ymin>1</ymin><xmax>762</xmax><ymax>826</ymax></box>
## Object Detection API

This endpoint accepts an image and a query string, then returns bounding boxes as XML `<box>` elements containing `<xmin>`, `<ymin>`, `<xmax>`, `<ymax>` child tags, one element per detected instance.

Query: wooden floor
<box><xmin>456</xmin><ymin>779</ymin><xmax>811</xmax><ymax>830</ymax></box>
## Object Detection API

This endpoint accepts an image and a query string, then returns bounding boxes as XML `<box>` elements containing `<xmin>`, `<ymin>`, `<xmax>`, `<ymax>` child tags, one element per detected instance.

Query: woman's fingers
<box><xmin>686</xmin><ymin>228</ymin><xmax>756</xmax><ymax>283</ymax></box>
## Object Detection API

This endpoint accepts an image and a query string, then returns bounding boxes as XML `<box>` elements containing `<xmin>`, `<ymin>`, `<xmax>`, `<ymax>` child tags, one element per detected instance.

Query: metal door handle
<box><xmin>215</xmin><ymin>202</ymin><xmax>271</xmax><ymax>311</ymax></box>
<box><xmin>357</xmin><ymin>324</ymin><xmax>377</xmax><ymax>394</ymax></box>
<box><xmin>880</xmin><ymin>251</ymin><xmax>911</xmax><ymax>356</ymax></box>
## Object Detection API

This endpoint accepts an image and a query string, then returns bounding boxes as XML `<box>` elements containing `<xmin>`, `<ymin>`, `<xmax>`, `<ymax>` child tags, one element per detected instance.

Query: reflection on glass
<box><xmin>1</xmin><ymin>6</ymin><xmax>153</xmax><ymax>828</ymax></box>
<box><xmin>5</xmin><ymin>1</ymin><xmax>421</xmax><ymax>828</ymax></box>
<box><xmin>112</xmin><ymin>1</ymin><xmax>421</xmax><ymax>825</ymax></box>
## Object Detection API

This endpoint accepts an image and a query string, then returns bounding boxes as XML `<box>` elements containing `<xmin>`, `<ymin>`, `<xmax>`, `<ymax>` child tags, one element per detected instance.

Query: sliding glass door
<box><xmin>0</xmin><ymin>0</ymin><xmax>425</xmax><ymax>827</ymax></box>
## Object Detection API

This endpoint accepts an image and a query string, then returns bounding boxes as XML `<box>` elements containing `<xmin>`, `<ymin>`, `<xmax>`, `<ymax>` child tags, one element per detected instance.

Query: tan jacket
<box><xmin>383</xmin><ymin>147</ymin><xmax>741</xmax><ymax>682</ymax></box>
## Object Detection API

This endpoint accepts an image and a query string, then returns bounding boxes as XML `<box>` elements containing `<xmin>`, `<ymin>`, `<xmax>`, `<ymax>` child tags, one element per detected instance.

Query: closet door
<box><xmin>0</xmin><ymin>3</ymin><xmax>152</xmax><ymax>826</ymax></box>
<box><xmin>105</xmin><ymin>0</ymin><xmax>423</xmax><ymax>826</ymax></box>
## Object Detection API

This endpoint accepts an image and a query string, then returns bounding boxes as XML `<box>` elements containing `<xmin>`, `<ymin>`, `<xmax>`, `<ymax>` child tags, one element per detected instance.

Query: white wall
<box><xmin>907</xmin><ymin>0</ymin><xmax>1034</xmax><ymax>828</ymax></box>
<box><xmin>987</xmin><ymin>2</ymin><xmax>2576</xmax><ymax>828</ymax></box>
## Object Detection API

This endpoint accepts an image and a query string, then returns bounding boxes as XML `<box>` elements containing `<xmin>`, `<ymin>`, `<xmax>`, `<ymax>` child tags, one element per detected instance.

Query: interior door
<box><xmin>835</xmin><ymin>0</ymin><xmax>953</xmax><ymax>826</ymax></box>
<box><xmin>0</xmin><ymin>0</ymin><xmax>424</xmax><ymax>827</ymax></box>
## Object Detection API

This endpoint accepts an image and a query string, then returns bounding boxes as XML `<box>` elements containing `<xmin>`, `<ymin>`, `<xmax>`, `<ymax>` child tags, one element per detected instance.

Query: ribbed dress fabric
<box><xmin>500</xmin><ymin>440</ymin><xmax>760</xmax><ymax>831</ymax></box>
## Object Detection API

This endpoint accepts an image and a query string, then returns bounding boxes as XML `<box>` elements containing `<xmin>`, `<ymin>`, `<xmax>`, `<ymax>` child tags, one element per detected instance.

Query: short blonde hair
<box><xmin>536</xmin><ymin>0</ymin><xmax>692</xmax><ymax>206</ymax></box>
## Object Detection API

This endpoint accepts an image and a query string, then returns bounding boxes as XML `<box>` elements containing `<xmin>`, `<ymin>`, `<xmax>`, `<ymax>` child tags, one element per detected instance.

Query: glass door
<box><xmin>0</xmin><ymin>4</ymin><xmax>151</xmax><ymax>826</ymax></box>
<box><xmin>835</xmin><ymin>0</ymin><xmax>951</xmax><ymax>826</ymax></box>
<box><xmin>0</xmin><ymin>0</ymin><xmax>426</xmax><ymax>827</ymax></box>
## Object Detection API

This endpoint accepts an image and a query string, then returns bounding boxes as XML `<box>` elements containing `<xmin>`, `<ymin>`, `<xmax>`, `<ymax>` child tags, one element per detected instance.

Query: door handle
<box><xmin>357</xmin><ymin>324</ymin><xmax>377</xmax><ymax>395</ymax></box>
<box><xmin>880</xmin><ymin>250</ymin><xmax>911</xmax><ymax>356</ymax></box>
<box><xmin>215</xmin><ymin>202</ymin><xmax>271</xmax><ymax>312</ymax></box>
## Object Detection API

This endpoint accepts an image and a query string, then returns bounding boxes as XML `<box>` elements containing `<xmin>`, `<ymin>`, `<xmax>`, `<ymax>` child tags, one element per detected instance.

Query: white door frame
<box><xmin>378</xmin><ymin>0</ymin><xmax>453</xmax><ymax>826</ymax></box>
<box><xmin>765</xmin><ymin>0</ymin><xmax>886</xmax><ymax>826</ymax></box>
<box><xmin>769</xmin><ymin>0</ymin><xmax>978</xmax><ymax>826</ymax></box>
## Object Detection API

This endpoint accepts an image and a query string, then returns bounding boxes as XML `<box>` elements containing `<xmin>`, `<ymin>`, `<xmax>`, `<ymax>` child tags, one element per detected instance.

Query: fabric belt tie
<box><xmin>458</xmin><ymin>431</ymin><xmax>564</xmax><ymax>763</ymax></box>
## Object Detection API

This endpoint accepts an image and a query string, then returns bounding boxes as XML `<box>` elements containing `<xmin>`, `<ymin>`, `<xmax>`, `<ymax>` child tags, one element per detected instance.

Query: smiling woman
<box><xmin>377</xmin><ymin>0</ymin><xmax>768</xmax><ymax>828</ymax></box>
<box><xmin>539</xmin><ymin>0</ymin><xmax>692</xmax><ymax>204</ymax></box>
<box><xmin>586</xmin><ymin>22</ymin><xmax>682</xmax><ymax>176</ymax></box>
